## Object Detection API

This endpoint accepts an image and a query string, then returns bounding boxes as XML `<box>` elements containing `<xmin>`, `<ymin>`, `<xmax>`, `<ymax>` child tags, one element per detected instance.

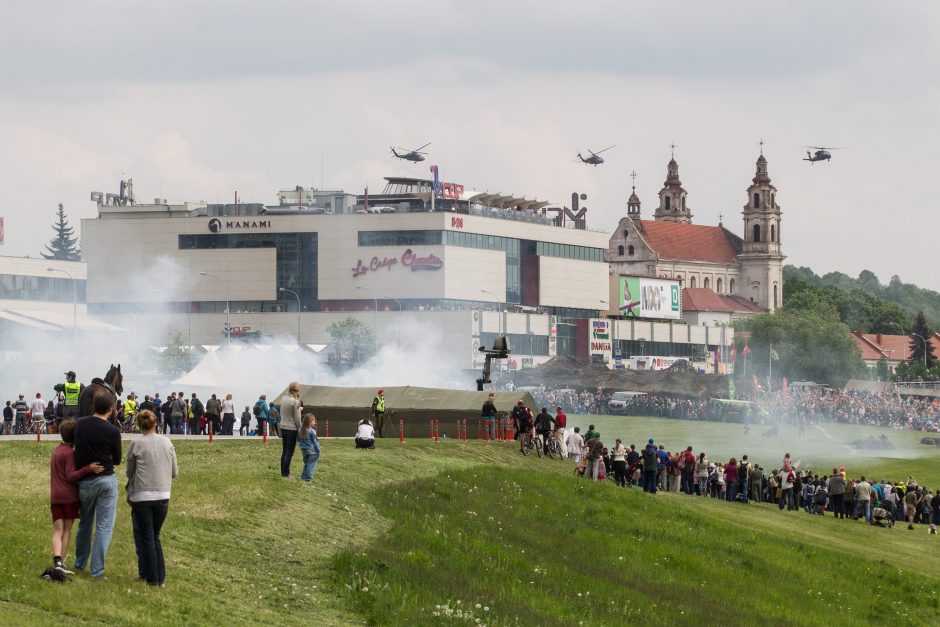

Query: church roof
<box><xmin>682</xmin><ymin>288</ymin><xmax>766</xmax><ymax>314</ymax></box>
<box><xmin>637</xmin><ymin>220</ymin><xmax>742</xmax><ymax>264</ymax></box>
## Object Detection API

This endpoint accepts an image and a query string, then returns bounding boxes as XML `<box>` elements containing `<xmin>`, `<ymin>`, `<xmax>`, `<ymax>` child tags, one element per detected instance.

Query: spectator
<box><xmin>566</xmin><ymin>427</ymin><xmax>584</xmax><ymax>464</ymax></box>
<box><xmin>240</xmin><ymin>406</ymin><xmax>252</xmax><ymax>436</ymax></box>
<box><xmin>355</xmin><ymin>418</ymin><xmax>376</xmax><ymax>449</ymax></box>
<box><xmin>279</xmin><ymin>383</ymin><xmax>303</xmax><ymax>478</ymax></box>
<box><xmin>298</xmin><ymin>413</ymin><xmax>321</xmax><ymax>483</ymax></box>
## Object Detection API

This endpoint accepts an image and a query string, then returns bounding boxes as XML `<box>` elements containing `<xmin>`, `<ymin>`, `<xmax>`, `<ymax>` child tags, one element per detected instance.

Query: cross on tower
<box><xmin>758</xmin><ymin>138</ymin><xmax>765</xmax><ymax>155</ymax></box>
<box><xmin>670</xmin><ymin>142</ymin><xmax>677</xmax><ymax>159</ymax></box>
<box><xmin>718</xmin><ymin>213</ymin><xmax>724</xmax><ymax>224</ymax></box>
<box><xmin>630</xmin><ymin>170</ymin><xmax>637</xmax><ymax>190</ymax></box>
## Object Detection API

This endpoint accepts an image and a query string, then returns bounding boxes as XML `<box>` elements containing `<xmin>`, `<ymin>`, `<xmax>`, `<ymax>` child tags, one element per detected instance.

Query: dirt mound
<box><xmin>508</xmin><ymin>356</ymin><xmax>729</xmax><ymax>398</ymax></box>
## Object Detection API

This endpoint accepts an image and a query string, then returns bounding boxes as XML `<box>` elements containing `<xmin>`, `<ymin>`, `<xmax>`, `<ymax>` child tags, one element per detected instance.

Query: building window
<box><xmin>703</xmin><ymin>277</ymin><xmax>710</xmax><ymax>289</ymax></box>
<box><xmin>664</xmin><ymin>196</ymin><xmax>671</xmax><ymax>211</ymax></box>
<box><xmin>358</xmin><ymin>230</ymin><xmax>442</xmax><ymax>246</ymax></box>
<box><xmin>771</xmin><ymin>193</ymin><xmax>775</xmax><ymax>207</ymax></box>
<box><xmin>623</xmin><ymin>229</ymin><xmax>628</xmax><ymax>238</ymax></box>
<box><xmin>627</xmin><ymin>245</ymin><xmax>634</xmax><ymax>256</ymax></box>
<box><xmin>617</xmin><ymin>245</ymin><xmax>624</xmax><ymax>256</ymax></box>
<box><xmin>682</xmin><ymin>197</ymin><xmax>686</xmax><ymax>210</ymax></box>
<box><xmin>753</xmin><ymin>193</ymin><xmax>760</xmax><ymax>208</ymax></box>
<box><xmin>753</xmin><ymin>224</ymin><xmax>761</xmax><ymax>242</ymax></box>
<box><xmin>773</xmin><ymin>284</ymin><xmax>778</xmax><ymax>308</ymax></box>
<box><xmin>729</xmin><ymin>278</ymin><xmax>735</xmax><ymax>293</ymax></box>
<box><xmin>716</xmin><ymin>278</ymin><xmax>723</xmax><ymax>294</ymax></box>
<box><xmin>690</xmin><ymin>276</ymin><xmax>696</xmax><ymax>288</ymax></box>
<box><xmin>771</xmin><ymin>224</ymin><xmax>776</xmax><ymax>243</ymax></box>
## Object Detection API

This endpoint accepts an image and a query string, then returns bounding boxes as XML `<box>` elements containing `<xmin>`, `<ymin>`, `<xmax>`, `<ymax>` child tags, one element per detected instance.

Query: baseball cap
<box><xmin>65</xmin><ymin>370</ymin><xmax>76</xmax><ymax>377</ymax></box>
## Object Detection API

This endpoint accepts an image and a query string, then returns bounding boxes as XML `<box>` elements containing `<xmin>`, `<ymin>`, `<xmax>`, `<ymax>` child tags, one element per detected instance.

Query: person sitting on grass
<box><xmin>48</xmin><ymin>419</ymin><xmax>104</xmax><ymax>577</ymax></box>
<box><xmin>355</xmin><ymin>418</ymin><xmax>375</xmax><ymax>449</ymax></box>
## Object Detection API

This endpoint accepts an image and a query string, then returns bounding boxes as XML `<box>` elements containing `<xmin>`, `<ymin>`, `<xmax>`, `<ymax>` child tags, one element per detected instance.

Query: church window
<box><xmin>770</xmin><ymin>224</ymin><xmax>776</xmax><ymax>242</ymax></box>
<box><xmin>753</xmin><ymin>224</ymin><xmax>761</xmax><ymax>242</ymax></box>
<box><xmin>623</xmin><ymin>230</ymin><xmax>628</xmax><ymax>238</ymax></box>
<box><xmin>773</xmin><ymin>284</ymin><xmax>778</xmax><ymax>309</ymax></box>
<box><xmin>704</xmin><ymin>277</ymin><xmax>710</xmax><ymax>289</ymax></box>
<box><xmin>690</xmin><ymin>276</ymin><xmax>696</xmax><ymax>288</ymax></box>
<box><xmin>753</xmin><ymin>193</ymin><xmax>760</xmax><ymax>209</ymax></box>
<box><xmin>771</xmin><ymin>193</ymin><xmax>775</xmax><ymax>207</ymax></box>
<box><xmin>665</xmin><ymin>196</ymin><xmax>671</xmax><ymax>211</ymax></box>
<box><xmin>628</xmin><ymin>245</ymin><xmax>635</xmax><ymax>256</ymax></box>
<box><xmin>617</xmin><ymin>245</ymin><xmax>624</xmax><ymax>256</ymax></box>
<box><xmin>729</xmin><ymin>278</ymin><xmax>735</xmax><ymax>293</ymax></box>
<box><xmin>682</xmin><ymin>197</ymin><xmax>686</xmax><ymax>210</ymax></box>
<box><xmin>717</xmin><ymin>278</ymin><xmax>723</xmax><ymax>293</ymax></box>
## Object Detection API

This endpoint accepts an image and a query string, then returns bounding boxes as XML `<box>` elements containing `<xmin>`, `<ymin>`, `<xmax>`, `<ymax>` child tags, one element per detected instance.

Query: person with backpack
<box><xmin>253</xmin><ymin>395</ymin><xmax>269</xmax><ymax>436</ymax></box>
<box><xmin>190</xmin><ymin>394</ymin><xmax>206</xmax><ymax>435</ymax></box>
<box><xmin>738</xmin><ymin>455</ymin><xmax>751</xmax><ymax>504</ymax></box>
<box><xmin>171</xmin><ymin>392</ymin><xmax>187</xmax><ymax>435</ymax></box>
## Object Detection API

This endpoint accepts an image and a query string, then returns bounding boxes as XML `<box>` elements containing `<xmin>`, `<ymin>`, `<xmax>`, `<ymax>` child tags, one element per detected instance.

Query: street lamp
<box><xmin>200</xmin><ymin>272</ymin><xmax>230</xmax><ymax>346</ymax></box>
<box><xmin>355</xmin><ymin>285</ymin><xmax>379</xmax><ymax>353</ymax></box>
<box><xmin>382</xmin><ymin>295</ymin><xmax>403</xmax><ymax>348</ymax></box>
<box><xmin>279</xmin><ymin>287</ymin><xmax>301</xmax><ymax>344</ymax></box>
<box><xmin>47</xmin><ymin>267</ymin><xmax>77</xmax><ymax>352</ymax></box>
<box><xmin>889</xmin><ymin>322</ymin><xmax>928</xmax><ymax>367</ymax></box>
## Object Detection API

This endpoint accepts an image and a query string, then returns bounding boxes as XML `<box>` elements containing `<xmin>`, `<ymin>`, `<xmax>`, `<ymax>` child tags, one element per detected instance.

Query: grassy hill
<box><xmin>2</xmin><ymin>419</ymin><xmax>940</xmax><ymax>626</ymax></box>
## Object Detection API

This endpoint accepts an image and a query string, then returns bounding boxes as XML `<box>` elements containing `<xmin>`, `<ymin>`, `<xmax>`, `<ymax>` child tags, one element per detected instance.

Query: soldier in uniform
<box><xmin>371</xmin><ymin>389</ymin><xmax>387</xmax><ymax>437</ymax></box>
<box><xmin>53</xmin><ymin>371</ymin><xmax>84</xmax><ymax>420</ymax></box>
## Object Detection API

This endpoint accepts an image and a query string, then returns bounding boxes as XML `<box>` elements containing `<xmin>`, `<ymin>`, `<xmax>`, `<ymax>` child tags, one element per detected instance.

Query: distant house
<box><xmin>850</xmin><ymin>331</ymin><xmax>940</xmax><ymax>373</ymax></box>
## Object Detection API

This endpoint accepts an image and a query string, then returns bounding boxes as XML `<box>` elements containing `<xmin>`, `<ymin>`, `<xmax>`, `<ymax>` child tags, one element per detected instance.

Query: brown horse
<box><xmin>77</xmin><ymin>364</ymin><xmax>123</xmax><ymax>426</ymax></box>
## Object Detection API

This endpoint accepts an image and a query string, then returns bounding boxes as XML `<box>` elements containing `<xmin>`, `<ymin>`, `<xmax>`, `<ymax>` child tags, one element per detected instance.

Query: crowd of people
<box><xmin>500</xmin><ymin>383</ymin><xmax>940</xmax><ymax>432</ymax></box>
<box><xmin>560</xmin><ymin>426</ymin><xmax>940</xmax><ymax>531</ymax></box>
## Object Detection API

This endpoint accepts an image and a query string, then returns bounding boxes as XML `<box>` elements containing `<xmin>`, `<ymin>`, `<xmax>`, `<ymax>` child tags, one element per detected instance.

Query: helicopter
<box><xmin>574</xmin><ymin>145</ymin><xmax>616</xmax><ymax>166</ymax></box>
<box><xmin>390</xmin><ymin>143</ymin><xmax>431</xmax><ymax>162</ymax></box>
<box><xmin>803</xmin><ymin>146</ymin><xmax>842</xmax><ymax>164</ymax></box>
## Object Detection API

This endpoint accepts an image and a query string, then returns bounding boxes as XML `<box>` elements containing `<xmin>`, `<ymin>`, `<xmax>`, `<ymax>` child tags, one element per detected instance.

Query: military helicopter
<box><xmin>803</xmin><ymin>146</ymin><xmax>842</xmax><ymax>164</ymax></box>
<box><xmin>574</xmin><ymin>145</ymin><xmax>616</xmax><ymax>166</ymax></box>
<box><xmin>390</xmin><ymin>143</ymin><xmax>431</xmax><ymax>162</ymax></box>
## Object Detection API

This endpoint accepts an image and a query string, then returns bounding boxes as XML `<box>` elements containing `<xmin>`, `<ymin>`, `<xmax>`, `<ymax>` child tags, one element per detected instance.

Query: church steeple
<box><xmin>738</xmin><ymin>146</ymin><xmax>785</xmax><ymax>312</ymax></box>
<box><xmin>653</xmin><ymin>144</ymin><xmax>692</xmax><ymax>224</ymax></box>
<box><xmin>627</xmin><ymin>170</ymin><xmax>641</xmax><ymax>221</ymax></box>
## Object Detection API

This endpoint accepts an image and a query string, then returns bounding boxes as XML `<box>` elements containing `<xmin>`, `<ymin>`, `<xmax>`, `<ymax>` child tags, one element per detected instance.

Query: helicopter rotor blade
<box><xmin>412</xmin><ymin>142</ymin><xmax>431</xmax><ymax>152</ymax></box>
<box><xmin>594</xmin><ymin>144</ymin><xmax>616</xmax><ymax>155</ymax></box>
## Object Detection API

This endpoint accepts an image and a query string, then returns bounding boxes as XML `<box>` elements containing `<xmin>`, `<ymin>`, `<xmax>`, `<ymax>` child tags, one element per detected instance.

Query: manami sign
<box><xmin>618</xmin><ymin>276</ymin><xmax>681</xmax><ymax>320</ymax></box>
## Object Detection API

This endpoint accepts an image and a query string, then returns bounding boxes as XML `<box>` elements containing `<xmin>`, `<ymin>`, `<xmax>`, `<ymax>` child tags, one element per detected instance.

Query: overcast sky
<box><xmin>2</xmin><ymin>1</ymin><xmax>938</xmax><ymax>288</ymax></box>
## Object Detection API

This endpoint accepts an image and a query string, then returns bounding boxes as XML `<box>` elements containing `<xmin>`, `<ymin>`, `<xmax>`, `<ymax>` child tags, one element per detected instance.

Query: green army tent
<box><xmin>277</xmin><ymin>384</ymin><xmax>535</xmax><ymax>439</ymax></box>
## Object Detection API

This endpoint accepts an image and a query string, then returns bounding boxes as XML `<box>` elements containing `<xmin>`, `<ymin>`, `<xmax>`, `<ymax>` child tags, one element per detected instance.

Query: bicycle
<box><xmin>542</xmin><ymin>431</ymin><xmax>564</xmax><ymax>460</ymax></box>
<box><xmin>519</xmin><ymin>430</ymin><xmax>542</xmax><ymax>457</ymax></box>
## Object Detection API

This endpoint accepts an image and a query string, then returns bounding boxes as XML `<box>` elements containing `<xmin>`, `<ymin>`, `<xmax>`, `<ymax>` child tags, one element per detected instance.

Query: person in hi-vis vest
<box><xmin>53</xmin><ymin>371</ymin><xmax>84</xmax><ymax>419</ymax></box>
<box><xmin>371</xmin><ymin>389</ymin><xmax>387</xmax><ymax>437</ymax></box>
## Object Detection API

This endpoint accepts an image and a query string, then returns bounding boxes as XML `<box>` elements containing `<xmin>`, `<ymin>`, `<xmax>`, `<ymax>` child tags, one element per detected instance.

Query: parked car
<box><xmin>607</xmin><ymin>391</ymin><xmax>645</xmax><ymax>415</ymax></box>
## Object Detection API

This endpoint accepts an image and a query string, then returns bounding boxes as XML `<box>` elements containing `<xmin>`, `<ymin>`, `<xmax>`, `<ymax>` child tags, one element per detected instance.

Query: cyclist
<box><xmin>511</xmin><ymin>401</ymin><xmax>533</xmax><ymax>441</ymax></box>
<box><xmin>534</xmin><ymin>407</ymin><xmax>556</xmax><ymax>455</ymax></box>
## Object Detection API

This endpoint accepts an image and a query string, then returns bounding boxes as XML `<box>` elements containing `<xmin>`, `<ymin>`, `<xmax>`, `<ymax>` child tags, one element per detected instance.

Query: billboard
<box><xmin>618</xmin><ymin>276</ymin><xmax>681</xmax><ymax>320</ymax></box>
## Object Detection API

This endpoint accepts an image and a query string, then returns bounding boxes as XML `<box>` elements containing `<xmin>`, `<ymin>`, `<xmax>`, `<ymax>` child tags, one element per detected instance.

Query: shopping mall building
<box><xmin>80</xmin><ymin>175</ymin><xmax>736</xmax><ymax>374</ymax></box>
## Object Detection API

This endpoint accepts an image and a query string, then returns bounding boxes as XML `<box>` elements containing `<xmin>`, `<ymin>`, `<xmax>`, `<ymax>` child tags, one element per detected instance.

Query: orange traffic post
<box><xmin>37</xmin><ymin>427</ymin><xmax>41</xmax><ymax>445</ymax></box>
<box><xmin>263</xmin><ymin>421</ymin><xmax>268</xmax><ymax>446</ymax></box>
<box><xmin>209</xmin><ymin>420</ymin><xmax>214</xmax><ymax>443</ymax></box>
<box><xmin>399</xmin><ymin>419</ymin><xmax>405</xmax><ymax>443</ymax></box>
<box><xmin>325</xmin><ymin>419</ymin><xmax>330</xmax><ymax>438</ymax></box>
<box><xmin>434</xmin><ymin>419</ymin><xmax>439</xmax><ymax>443</ymax></box>
<box><xmin>477</xmin><ymin>419</ymin><xmax>482</xmax><ymax>440</ymax></box>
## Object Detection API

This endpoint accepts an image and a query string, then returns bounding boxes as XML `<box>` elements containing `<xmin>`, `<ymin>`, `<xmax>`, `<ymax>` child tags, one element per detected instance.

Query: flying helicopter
<box><xmin>390</xmin><ymin>143</ymin><xmax>431</xmax><ymax>162</ymax></box>
<box><xmin>803</xmin><ymin>146</ymin><xmax>842</xmax><ymax>164</ymax></box>
<box><xmin>574</xmin><ymin>145</ymin><xmax>616</xmax><ymax>166</ymax></box>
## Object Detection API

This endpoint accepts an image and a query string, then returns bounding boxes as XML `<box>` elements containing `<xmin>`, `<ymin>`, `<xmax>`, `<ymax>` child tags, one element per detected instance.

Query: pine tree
<box><xmin>42</xmin><ymin>203</ymin><xmax>81</xmax><ymax>261</ymax></box>
<box><xmin>910</xmin><ymin>310</ymin><xmax>935</xmax><ymax>368</ymax></box>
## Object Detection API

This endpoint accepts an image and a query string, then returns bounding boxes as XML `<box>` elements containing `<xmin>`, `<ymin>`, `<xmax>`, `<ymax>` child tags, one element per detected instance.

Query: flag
<box><xmin>742</xmin><ymin>344</ymin><xmax>751</xmax><ymax>357</ymax></box>
<box><xmin>770</xmin><ymin>345</ymin><xmax>779</xmax><ymax>360</ymax></box>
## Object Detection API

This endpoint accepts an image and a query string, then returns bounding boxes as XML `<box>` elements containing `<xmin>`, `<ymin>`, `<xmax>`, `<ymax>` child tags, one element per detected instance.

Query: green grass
<box><xmin>1</xmin><ymin>417</ymin><xmax>939</xmax><ymax>626</ymax></box>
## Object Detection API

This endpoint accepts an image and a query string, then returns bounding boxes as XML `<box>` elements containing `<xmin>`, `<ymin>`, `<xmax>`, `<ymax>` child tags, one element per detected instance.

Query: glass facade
<box><xmin>0</xmin><ymin>274</ymin><xmax>85</xmax><ymax>303</ymax></box>
<box><xmin>536</xmin><ymin>241</ymin><xmax>605</xmax><ymax>262</ymax></box>
<box><xmin>358</xmin><ymin>231</ymin><xmax>442</xmax><ymax>246</ymax></box>
<box><xmin>481</xmin><ymin>332</ymin><xmax>549</xmax><ymax>356</ymax></box>
<box><xmin>178</xmin><ymin>233</ymin><xmax>318</xmax><ymax>310</ymax></box>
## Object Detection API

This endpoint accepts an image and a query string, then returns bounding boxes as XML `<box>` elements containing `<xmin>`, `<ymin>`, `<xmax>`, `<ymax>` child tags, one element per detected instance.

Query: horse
<box><xmin>77</xmin><ymin>364</ymin><xmax>123</xmax><ymax>426</ymax></box>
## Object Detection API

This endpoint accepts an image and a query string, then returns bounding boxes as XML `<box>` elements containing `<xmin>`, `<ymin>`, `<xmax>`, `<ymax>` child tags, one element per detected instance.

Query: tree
<box><xmin>326</xmin><ymin>317</ymin><xmax>376</xmax><ymax>364</ymax></box>
<box><xmin>42</xmin><ymin>203</ymin><xmax>81</xmax><ymax>261</ymax></box>
<box><xmin>910</xmin><ymin>311</ymin><xmax>935</xmax><ymax>368</ymax></box>
<box><xmin>159</xmin><ymin>330</ymin><xmax>196</xmax><ymax>376</ymax></box>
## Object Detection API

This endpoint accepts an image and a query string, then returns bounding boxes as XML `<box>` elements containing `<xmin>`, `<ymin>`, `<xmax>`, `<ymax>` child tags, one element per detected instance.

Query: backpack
<box><xmin>677</xmin><ymin>455</ymin><xmax>687</xmax><ymax>470</ymax></box>
<box><xmin>253</xmin><ymin>402</ymin><xmax>263</xmax><ymax>417</ymax></box>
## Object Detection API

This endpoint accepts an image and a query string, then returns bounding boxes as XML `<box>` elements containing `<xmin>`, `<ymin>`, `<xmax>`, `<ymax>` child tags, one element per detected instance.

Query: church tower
<box><xmin>653</xmin><ymin>149</ymin><xmax>692</xmax><ymax>223</ymax></box>
<box><xmin>738</xmin><ymin>150</ymin><xmax>785</xmax><ymax>311</ymax></box>
<box><xmin>627</xmin><ymin>170</ymin><xmax>641</xmax><ymax>221</ymax></box>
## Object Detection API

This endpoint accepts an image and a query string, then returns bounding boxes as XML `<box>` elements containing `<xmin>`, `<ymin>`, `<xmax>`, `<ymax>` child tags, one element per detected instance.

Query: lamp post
<box><xmin>200</xmin><ymin>272</ymin><xmax>230</xmax><ymax>346</ymax></box>
<box><xmin>47</xmin><ymin>267</ymin><xmax>77</xmax><ymax>352</ymax></box>
<box><xmin>355</xmin><ymin>285</ymin><xmax>379</xmax><ymax>353</ymax></box>
<box><xmin>889</xmin><ymin>321</ymin><xmax>928</xmax><ymax>367</ymax></box>
<box><xmin>279</xmin><ymin>287</ymin><xmax>301</xmax><ymax>344</ymax></box>
<box><xmin>382</xmin><ymin>295</ymin><xmax>403</xmax><ymax>348</ymax></box>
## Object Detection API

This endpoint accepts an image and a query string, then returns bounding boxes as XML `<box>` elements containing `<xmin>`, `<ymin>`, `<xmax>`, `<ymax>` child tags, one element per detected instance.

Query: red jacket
<box><xmin>50</xmin><ymin>443</ymin><xmax>96</xmax><ymax>505</ymax></box>
<box><xmin>555</xmin><ymin>411</ymin><xmax>567</xmax><ymax>429</ymax></box>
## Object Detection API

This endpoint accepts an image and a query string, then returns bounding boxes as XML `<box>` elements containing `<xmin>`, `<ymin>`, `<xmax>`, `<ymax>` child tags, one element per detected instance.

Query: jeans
<box><xmin>172</xmin><ymin>416</ymin><xmax>183</xmax><ymax>434</ymax></box>
<box><xmin>280</xmin><ymin>429</ymin><xmax>298</xmax><ymax>477</ymax></box>
<box><xmin>589</xmin><ymin>457</ymin><xmax>601</xmax><ymax>481</ymax></box>
<box><xmin>222</xmin><ymin>413</ymin><xmax>235</xmax><ymax>435</ymax></box>
<box><xmin>15</xmin><ymin>416</ymin><xmax>26</xmax><ymax>434</ymax></box>
<box><xmin>643</xmin><ymin>470</ymin><xmax>657</xmax><ymax>493</ymax></box>
<box><xmin>779</xmin><ymin>488</ymin><xmax>794</xmax><ymax>510</ymax></box>
<box><xmin>2</xmin><ymin>420</ymin><xmax>11</xmax><ymax>435</ymax></box>
<box><xmin>681</xmin><ymin>469</ymin><xmax>694</xmax><ymax>494</ymax></box>
<box><xmin>830</xmin><ymin>493</ymin><xmax>845</xmax><ymax>518</ymax></box>
<box><xmin>74</xmin><ymin>474</ymin><xmax>118</xmax><ymax>577</ymax></box>
<box><xmin>131</xmin><ymin>499</ymin><xmax>169</xmax><ymax>585</ymax></box>
<box><xmin>301</xmin><ymin>451</ymin><xmax>320</xmax><ymax>482</ymax></box>
<box><xmin>856</xmin><ymin>500</ymin><xmax>872</xmax><ymax>523</ymax></box>
<box><xmin>726</xmin><ymin>481</ymin><xmax>738</xmax><ymax>502</ymax></box>
<box><xmin>485</xmin><ymin>417</ymin><xmax>495</xmax><ymax>439</ymax></box>
<box><xmin>740</xmin><ymin>479</ymin><xmax>750</xmax><ymax>504</ymax></box>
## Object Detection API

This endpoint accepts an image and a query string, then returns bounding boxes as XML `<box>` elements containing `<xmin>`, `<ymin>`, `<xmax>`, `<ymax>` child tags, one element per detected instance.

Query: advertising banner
<box><xmin>618</xmin><ymin>276</ymin><xmax>681</xmax><ymax>320</ymax></box>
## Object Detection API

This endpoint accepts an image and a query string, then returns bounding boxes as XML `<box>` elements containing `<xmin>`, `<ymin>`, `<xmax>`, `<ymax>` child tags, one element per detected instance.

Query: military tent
<box><xmin>280</xmin><ymin>385</ymin><xmax>535</xmax><ymax>439</ymax></box>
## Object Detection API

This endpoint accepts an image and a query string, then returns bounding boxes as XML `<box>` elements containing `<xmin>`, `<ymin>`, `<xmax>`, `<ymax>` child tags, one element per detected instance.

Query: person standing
<box><xmin>254</xmin><ymin>395</ymin><xmax>269</xmax><ymax>436</ymax></box>
<box><xmin>171</xmin><ymin>392</ymin><xmax>187</xmax><ymax>435</ymax></box>
<box><xmin>239</xmin><ymin>405</ymin><xmax>252</xmax><ymax>436</ymax></box>
<box><xmin>3</xmin><ymin>400</ymin><xmax>13</xmax><ymax>435</ymax></box>
<box><xmin>371</xmin><ymin>389</ymin><xmax>387</xmax><ymax>437</ymax></box>
<box><xmin>13</xmin><ymin>394</ymin><xmax>28</xmax><ymax>434</ymax></box>
<box><xmin>481</xmin><ymin>393</ymin><xmax>497</xmax><ymax>440</ymax></box>
<box><xmin>298</xmin><ymin>413</ymin><xmax>321</xmax><ymax>483</ymax></box>
<box><xmin>554</xmin><ymin>406</ymin><xmax>567</xmax><ymax>454</ymax></box>
<box><xmin>122</xmin><ymin>393</ymin><xmax>138</xmax><ymax>429</ymax></box>
<box><xmin>54</xmin><ymin>371</ymin><xmax>84</xmax><ymax>420</ymax></box>
<box><xmin>738</xmin><ymin>455</ymin><xmax>751</xmax><ymax>504</ymax></box>
<box><xmin>199</xmin><ymin>393</ymin><xmax>216</xmax><ymax>435</ymax></box>
<box><xmin>586</xmin><ymin>436</ymin><xmax>604</xmax><ymax>481</ymax></box>
<box><xmin>827</xmin><ymin>469</ymin><xmax>846</xmax><ymax>519</ymax></box>
<box><xmin>855</xmin><ymin>476</ymin><xmax>873</xmax><ymax>523</ymax></box>
<box><xmin>73</xmin><ymin>392</ymin><xmax>122</xmax><ymax>578</ymax></box>
<box><xmin>278</xmin><ymin>383</ymin><xmax>303</xmax><ymax>478</ymax></box>
<box><xmin>126</xmin><ymin>409</ymin><xmax>178</xmax><ymax>586</ymax></box>
<box><xmin>221</xmin><ymin>394</ymin><xmax>236</xmax><ymax>436</ymax></box>
<box><xmin>31</xmin><ymin>393</ymin><xmax>47</xmax><ymax>430</ymax></box>
<box><xmin>641</xmin><ymin>440</ymin><xmax>658</xmax><ymax>494</ymax></box>
<box><xmin>566</xmin><ymin>427</ymin><xmax>584</xmax><ymax>464</ymax></box>
<box><xmin>611</xmin><ymin>439</ymin><xmax>627</xmax><ymax>487</ymax></box>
